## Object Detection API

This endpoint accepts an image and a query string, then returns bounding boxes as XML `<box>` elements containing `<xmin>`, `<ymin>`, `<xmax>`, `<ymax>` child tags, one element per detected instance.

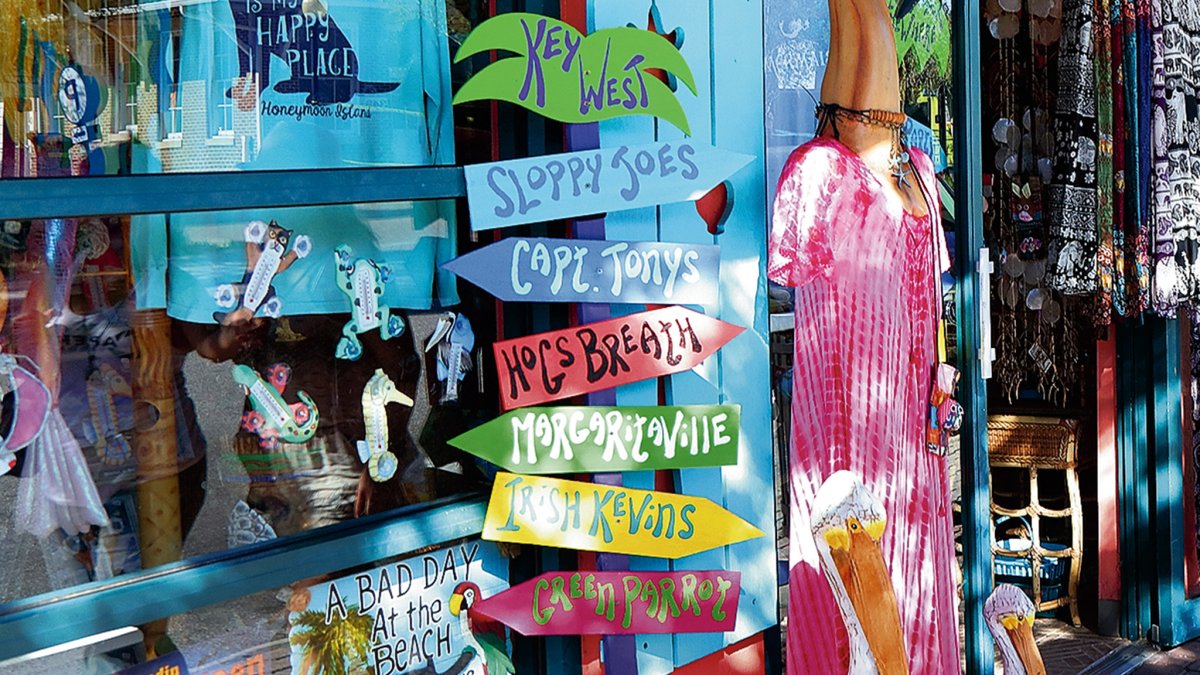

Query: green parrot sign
<box><xmin>452</xmin><ymin>13</ymin><xmax>698</xmax><ymax>135</ymax></box>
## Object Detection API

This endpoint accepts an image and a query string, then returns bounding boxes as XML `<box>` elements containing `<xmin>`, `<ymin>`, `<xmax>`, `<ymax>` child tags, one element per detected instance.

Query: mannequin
<box><xmin>769</xmin><ymin>1</ymin><xmax>961</xmax><ymax>673</ymax></box>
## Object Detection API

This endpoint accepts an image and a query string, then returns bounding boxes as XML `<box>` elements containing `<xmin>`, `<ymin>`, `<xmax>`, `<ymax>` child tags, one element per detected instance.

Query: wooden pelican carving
<box><xmin>985</xmin><ymin>584</ymin><xmax>1047</xmax><ymax>675</ymax></box>
<box><xmin>811</xmin><ymin>471</ymin><xmax>909</xmax><ymax>674</ymax></box>
<box><xmin>822</xmin><ymin>0</ymin><xmax>929</xmax><ymax>216</ymax></box>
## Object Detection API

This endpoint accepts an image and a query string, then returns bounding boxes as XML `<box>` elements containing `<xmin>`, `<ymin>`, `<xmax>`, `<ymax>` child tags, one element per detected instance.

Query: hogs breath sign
<box><xmin>492</xmin><ymin>306</ymin><xmax>743</xmax><ymax>410</ymax></box>
<box><xmin>447</xmin><ymin>404</ymin><xmax>740</xmax><ymax>474</ymax></box>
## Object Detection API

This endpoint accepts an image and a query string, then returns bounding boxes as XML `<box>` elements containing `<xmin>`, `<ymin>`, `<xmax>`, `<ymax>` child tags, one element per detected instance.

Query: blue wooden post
<box><xmin>951</xmin><ymin>0</ymin><xmax>996</xmax><ymax>671</ymax></box>
<box><xmin>1149</xmin><ymin>316</ymin><xmax>1200</xmax><ymax>645</ymax></box>
<box><xmin>1116</xmin><ymin>321</ymin><xmax>1155</xmax><ymax>640</ymax></box>
<box><xmin>588</xmin><ymin>0</ymin><xmax>774</xmax><ymax>672</ymax></box>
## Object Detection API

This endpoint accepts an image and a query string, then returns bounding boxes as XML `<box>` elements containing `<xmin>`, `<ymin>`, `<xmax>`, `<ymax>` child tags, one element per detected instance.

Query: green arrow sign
<box><xmin>449</xmin><ymin>405</ymin><xmax>740</xmax><ymax>474</ymax></box>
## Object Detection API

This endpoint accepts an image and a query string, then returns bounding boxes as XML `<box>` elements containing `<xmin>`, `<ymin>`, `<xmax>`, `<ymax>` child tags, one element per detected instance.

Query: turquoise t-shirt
<box><xmin>132</xmin><ymin>0</ymin><xmax>458</xmax><ymax>321</ymax></box>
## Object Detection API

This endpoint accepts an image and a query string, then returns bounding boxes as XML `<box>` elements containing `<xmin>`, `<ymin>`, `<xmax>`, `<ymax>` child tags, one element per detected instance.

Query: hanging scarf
<box><xmin>1112</xmin><ymin>0</ymin><xmax>1133</xmax><ymax>316</ymax></box>
<box><xmin>1047</xmin><ymin>0</ymin><xmax>1100</xmax><ymax>296</ymax></box>
<box><xmin>1123</xmin><ymin>0</ymin><xmax>1154</xmax><ymax>314</ymax></box>
<box><xmin>1094</xmin><ymin>0</ymin><xmax>1117</xmax><ymax>325</ymax></box>
<box><xmin>1155</xmin><ymin>2</ymin><xmax>1200</xmax><ymax>314</ymax></box>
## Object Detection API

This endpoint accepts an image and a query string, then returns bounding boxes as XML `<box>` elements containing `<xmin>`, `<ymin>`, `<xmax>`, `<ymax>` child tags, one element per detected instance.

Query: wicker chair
<box><xmin>987</xmin><ymin>415</ymin><xmax>1083</xmax><ymax>627</ymax></box>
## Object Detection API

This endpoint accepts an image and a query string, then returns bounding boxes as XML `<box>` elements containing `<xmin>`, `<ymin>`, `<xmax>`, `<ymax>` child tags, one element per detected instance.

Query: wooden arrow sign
<box><xmin>463</xmin><ymin>141</ymin><xmax>753</xmax><ymax>231</ymax></box>
<box><xmin>442</xmin><ymin>237</ymin><xmax>721</xmax><ymax>305</ymax></box>
<box><xmin>448</xmin><ymin>404</ymin><xmax>740</xmax><ymax>474</ymax></box>
<box><xmin>493</xmin><ymin>306</ymin><xmax>743</xmax><ymax>410</ymax></box>
<box><xmin>471</xmin><ymin>570</ymin><xmax>741</xmax><ymax>636</ymax></box>
<box><xmin>483</xmin><ymin>472</ymin><xmax>763</xmax><ymax>558</ymax></box>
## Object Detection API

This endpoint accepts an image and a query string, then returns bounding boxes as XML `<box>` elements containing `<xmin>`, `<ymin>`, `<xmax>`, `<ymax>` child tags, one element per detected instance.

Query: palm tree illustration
<box><xmin>290</xmin><ymin>606</ymin><xmax>374</xmax><ymax>675</ymax></box>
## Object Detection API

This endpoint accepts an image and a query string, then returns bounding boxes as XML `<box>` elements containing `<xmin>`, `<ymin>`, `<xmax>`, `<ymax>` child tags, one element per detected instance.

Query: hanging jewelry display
<box><xmin>983</xmin><ymin>0</ymin><xmax>1088</xmax><ymax>408</ymax></box>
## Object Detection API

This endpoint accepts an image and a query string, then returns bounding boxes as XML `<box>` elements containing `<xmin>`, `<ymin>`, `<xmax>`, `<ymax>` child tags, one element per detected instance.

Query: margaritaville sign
<box><xmin>448</xmin><ymin>404</ymin><xmax>740</xmax><ymax>474</ymax></box>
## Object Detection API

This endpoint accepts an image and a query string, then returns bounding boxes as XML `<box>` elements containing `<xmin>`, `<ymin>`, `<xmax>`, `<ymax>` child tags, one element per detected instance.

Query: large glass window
<box><xmin>0</xmin><ymin>0</ymin><xmax>502</xmax><ymax>615</ymax></box>
<box><xmin>0</xmin><ymin>0</ymin><xmax>462</xmax><ymax>178</ymax></box>
<box><xmin>0</xmin><ymin>205</ymin><xmax>493</xmax><ymax>606</ymax></box>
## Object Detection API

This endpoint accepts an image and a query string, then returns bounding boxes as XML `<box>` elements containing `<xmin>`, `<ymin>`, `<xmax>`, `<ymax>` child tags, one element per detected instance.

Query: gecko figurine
<box><xmin>333</xmin><ymin>244</ymin><xmax>405</xmax><ymax>360</ymax></box>
<box><xmin>83</xmin><ymin>363</ymin><xmax>133</xmax><ymax>466</ymax></box>
<box><xmin>233</xmin><ymin>363</ymin><xmax>319</xmax><ymax>449</ymax></box>
<box><xmin>356</xmin><ymin>368</ymin><xmax>414</xmax><ymax>481</ymax></box>
<box><xmin>214</xmin><ymin>220</ymin><xmax>311</xmax><ymax>324</ymax></box>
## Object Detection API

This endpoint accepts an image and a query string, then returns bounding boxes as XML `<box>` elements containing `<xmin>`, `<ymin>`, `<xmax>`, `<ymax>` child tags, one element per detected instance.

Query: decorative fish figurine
<box><xmin>232</xmin><ymin>363</ymin><xmax>319</xmax><ymax>449</ymax></box>
<box><xmin>333</xmin><ymin>244</ymin><xmax>405</xmax><ymax>361</ymax></box>
<box><xmin>356</xmin><ymin>369</ymin><xmax>413</xmax><ymax>481</ymax></box>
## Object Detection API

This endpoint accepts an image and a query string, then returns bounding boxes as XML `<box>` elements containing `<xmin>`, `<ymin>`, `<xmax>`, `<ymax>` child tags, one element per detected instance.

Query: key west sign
<box><xmin>452</xmin><ymin>13</ymin><xmax>697</xmax><ymax>134</ymax></box>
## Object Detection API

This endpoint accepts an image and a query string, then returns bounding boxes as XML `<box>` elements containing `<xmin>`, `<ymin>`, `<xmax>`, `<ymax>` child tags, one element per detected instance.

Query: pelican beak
<box><xmin>826</xmin><ymin>518</ymin><xmax>909</xmax><ymax>675</ymax></box>
<box><xmin>449</xmin><ymin>592</ymin><xmax>464</xmax><ymax>617</ymax></box>
<box><xmin>1001</xmin><ymin>613</ymin><xmax>1046</xmax><ymax>675</ymax></box>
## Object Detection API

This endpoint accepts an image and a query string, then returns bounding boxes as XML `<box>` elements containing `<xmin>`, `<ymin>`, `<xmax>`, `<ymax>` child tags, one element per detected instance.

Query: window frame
<box><xmin>0</xmin><ymin>494</ymin><xmax>487</xmax><ymax>660</ymax></box>
<box><xmin>0</xmin><ymin>162</ymin><xmax>478</xmax><ymax>661</ymax></box>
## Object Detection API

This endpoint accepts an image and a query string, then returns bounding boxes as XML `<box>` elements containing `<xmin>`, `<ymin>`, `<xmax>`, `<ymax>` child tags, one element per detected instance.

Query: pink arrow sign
<box><xmin>493</xmin><ymin>306</ymin><xmax>744</xmax><ymax>410</ymax></box>
<box><xmin>471</xmin><ymin>570</ymin><xmax>740</xmax><ymax>635</ymax></box>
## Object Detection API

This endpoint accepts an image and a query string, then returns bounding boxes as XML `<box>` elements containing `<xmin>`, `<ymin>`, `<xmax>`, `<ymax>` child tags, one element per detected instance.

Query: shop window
<box><xmin>0</xmin><ymin>202</ymin><xmax>493</xmax><ymax>607</ymax></box>
<box><xmin>0</xmin><ymin>0</ymin><xmax>484</xmax><ymax>609</ymax></box>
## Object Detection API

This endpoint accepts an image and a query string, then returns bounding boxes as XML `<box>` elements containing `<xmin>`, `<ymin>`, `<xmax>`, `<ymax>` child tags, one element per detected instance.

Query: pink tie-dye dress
<box><xmin>768</xmin><ymin>138</ymin><xmax>961</xmax><ymax>674</ymax></box>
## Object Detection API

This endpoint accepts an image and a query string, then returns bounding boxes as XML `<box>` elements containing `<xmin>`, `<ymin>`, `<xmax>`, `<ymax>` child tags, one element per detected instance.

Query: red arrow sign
<box><xmin>471</xmin><ymin>570</ymin><xmax>740</xmax><ymax>635</ymax></box>
<box><xmin>493</xmin><ymin>306</ymin><xmax>744</xmax><ymax>410</ymax></box>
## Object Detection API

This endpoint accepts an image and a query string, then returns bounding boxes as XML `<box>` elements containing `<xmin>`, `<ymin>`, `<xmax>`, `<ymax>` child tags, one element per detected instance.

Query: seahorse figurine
<box><xmin>333</xmin><ymin>244</ymin><xmax>404</xmax><ymax>360</ymax></box>
<box><xmin>356</xmin><ymin>368</ymin><xmax>413</xmax><ymax>481</ymax></box>
<box><xmin>232</xmin><ymin>363</ymin><xmax>319</xmax><ymax>449</ymax></box>
<box><xmin>83</xmin><ymin>362</ymin><xmax>133</xmax><ymax>466</ymax></box>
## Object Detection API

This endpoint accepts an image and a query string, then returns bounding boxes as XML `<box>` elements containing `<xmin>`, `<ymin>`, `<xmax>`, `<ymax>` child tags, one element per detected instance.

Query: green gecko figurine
<box><xmin>232</xmin><ymin>363</ymin><xmax>319</xmax><ymax>449</ymax></box>
<box><xmin>334</xmin><ymin>244</ymin><xmax>405</xmax><ymax>360</ymax></box>
<box><xmin>356</xmin><ymin>368</ymin><xmax>414</xmax><ymax>481</ymax></box>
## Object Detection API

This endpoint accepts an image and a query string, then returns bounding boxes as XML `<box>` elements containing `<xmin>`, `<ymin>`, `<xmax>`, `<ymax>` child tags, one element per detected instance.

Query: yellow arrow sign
<box><xmin>483</xmin><ymin>472</ymin><xmax>763</xmax><ymax>559</ymax></box>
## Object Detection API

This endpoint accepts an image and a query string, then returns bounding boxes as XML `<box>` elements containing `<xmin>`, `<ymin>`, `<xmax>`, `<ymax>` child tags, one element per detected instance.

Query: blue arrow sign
<box><xmin>443</xmin><ymin>237</ymin><xmax>720</xmax><ymax>305</ymax></box>
<box><xmin>463</xmin><ymin>140</ymin><xmax>754</xmax><ymax>231</ymax></box>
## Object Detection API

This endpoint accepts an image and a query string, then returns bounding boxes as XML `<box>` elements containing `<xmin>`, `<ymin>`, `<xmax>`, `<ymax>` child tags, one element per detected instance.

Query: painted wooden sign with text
<box><xmin>472</xmin><ymin>570</ymin><xmax>741</xmax><ymax>636</ymax></box>
<box><xmin>443</xmin><ymin>237</ymin><xmax>720</xmax><ymax>304</ymax></box>
<box><xmin>453</xmin><ymin>13</ymin><xmax>697</xmax><ymax>133</ymax></box>
<box><xmin>287</xmin><ymin>541</ymin><xmax>509</xmax><ymax>675</ymax></box>
<box><xmin>463</xmin><ymin>141</ymin><xmax>752</xmax><ymax>231</ymax></box>
<box><xmin>483</xmin><ymin>472</ymin><xmax>763</xmax><ymax>558</ymax></box>
<box><xmin>493</xmin><ymin>306</ymin><xmax>743</xmax><ymax>410</ymax></box>
<box><xmin>448</xmin><ymin>404</ymin><xmax>740</xmax><ymax>474</ymax></box>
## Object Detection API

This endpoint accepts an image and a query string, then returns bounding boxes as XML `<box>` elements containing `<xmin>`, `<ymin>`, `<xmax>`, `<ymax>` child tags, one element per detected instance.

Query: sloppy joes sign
<box><xmin>492</xmin><ymin>306</ymin><xmax>743</xmax><ymax>410</ymax></box>
<box><xmin>472</xmin><ymin>570</ymin><xmax>741</xmax><ymax>635</ymax></box>
<box><xmin>460</xmin><ymin>142</ymin><xmax>752</xmax><ymax>231</ymax></box>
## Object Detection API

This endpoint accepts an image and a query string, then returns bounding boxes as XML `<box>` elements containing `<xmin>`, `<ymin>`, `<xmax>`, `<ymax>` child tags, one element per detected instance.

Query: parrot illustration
<box><xmin>449</xmin><ymin>581</ymin><xmax>515</xmax><ymax>675</ymax></box>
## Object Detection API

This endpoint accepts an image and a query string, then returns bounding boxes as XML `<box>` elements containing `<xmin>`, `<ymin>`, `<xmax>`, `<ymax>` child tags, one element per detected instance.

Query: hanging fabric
<box><xmin>1094</xmin><ymin>0</ymin><xmax>1117</xmax><ymax>325</ymax></box>
<box><xmin>1153</xmin><ymin>2</ymin><xmax>1200</xmax><ymax>314</ymax></box>
<box><xmin>1046</xmin><ymin>0</ymin><xmax>1100</xmax><ymax>296</ymax></box>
